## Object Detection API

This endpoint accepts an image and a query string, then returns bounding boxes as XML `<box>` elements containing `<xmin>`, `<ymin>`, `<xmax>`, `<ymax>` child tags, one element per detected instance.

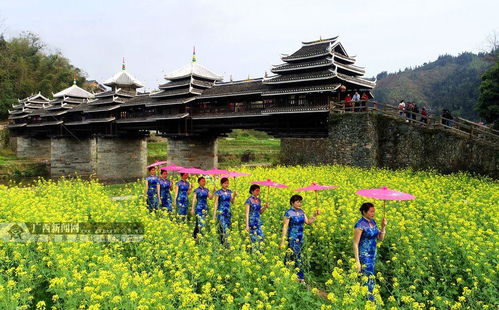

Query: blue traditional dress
<box><xmin>176</xmin><ymin>180</ymin><xmax>190</xmax><ymax>216</ymax></box>
<box><xmin>354</xmin><ymin>217</ymin><xmax>380</xmax><ymax>300</ymax></box>
<box><xmin>215</xmin><ymin>189</ymin><xmax>233</xmax><ymax>245</ymax></box>
<box><xmin>193</xmin><ymin>186</ymin><xmax>210</xmax><ymax>236</ymax></box>
<box><xmin>145</xmin><ymin>176</ymin><xmax>160</xmax><ymax>212</ymax></box>
<box><xmin>158</xmin><ymin>178</ymin><xmax>172</xmax><ymax>211</ymax></box>
<box><xmin>284</xmin><ymin>207</ymin><xmax>306</xmax><ymax>280</ymax></box>
<box><xmin>246</xmin><ymin>196</ymin><xmax>264</xmax><ymax>243</ymax></box>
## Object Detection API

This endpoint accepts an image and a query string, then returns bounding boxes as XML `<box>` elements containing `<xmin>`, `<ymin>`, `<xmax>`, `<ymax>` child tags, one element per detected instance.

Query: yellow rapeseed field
<box><xmin>0</xmin><ymin>165</ymin><xmax>497</xmax><ymax>309</ymax></box>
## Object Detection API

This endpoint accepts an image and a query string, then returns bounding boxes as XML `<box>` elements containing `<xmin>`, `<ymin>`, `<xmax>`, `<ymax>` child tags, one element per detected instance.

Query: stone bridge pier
<box><xmin>15</xmin><ymin>137</ymin><xmax>51</xmax><ymax>160</ymax></box>
<box><xmin>167</xmin><ymin>136</ymin><xmax>218</xmax><ymax>170</ymax></box>
<box><xmin>50</xmin><ymin>136</ymin><xmax>147</xmax><ymax>181</ymax></box>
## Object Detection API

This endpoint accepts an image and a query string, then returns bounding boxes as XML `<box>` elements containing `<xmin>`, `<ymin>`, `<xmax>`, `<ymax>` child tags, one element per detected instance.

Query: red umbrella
<box><xmin>355</xmin><ymin>186</ymin><xmax>416</xmax><ymax>216</ymax></box>
<box><xmin>252</xmin><ymin>179</ymin><xmax>289</xmax><ymax>203</ymax></box>
<box><xmin>295</xmin><ymin>182</ymin><xmax>339</xmax><ymax>208</ymax></box>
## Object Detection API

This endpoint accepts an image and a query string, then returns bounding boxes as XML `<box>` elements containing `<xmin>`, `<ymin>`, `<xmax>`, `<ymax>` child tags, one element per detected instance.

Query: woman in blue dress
<box><xmin>158</xmin><ymin>168</ymin><xmax>173</xmax><ymax>212</ymax></box>
<box><xmin>174</xmin><ymin>173</ymin><xmax>192</xmax><ymax>220</ymax></box>
<box><xmin>353</xmin><ymin>202</ymin><xmax>388</xmax><ymax>301</ymax></box>
<box><xmin>191</xmin><ymin>176</ymin><xmax>213</xmax><ymax>238</ymax></box>
<box><xmin>280</xmin><ymin>195</ymin><xmax>319</xmax><ymax>282</ymax></box>
<box><xmin>213</xmin><ymin>177</ymin><xmax>237</xmax><ymax>246</ymax></box>
<box><xmin>144</xmin><ymin>166</ymin><xmax>160</xmax><ymax>212</ymax></box>
<box><xmin>244</xmin><ymin>184</ymin><xmax>269</xmax><ymax>249</ymax></box>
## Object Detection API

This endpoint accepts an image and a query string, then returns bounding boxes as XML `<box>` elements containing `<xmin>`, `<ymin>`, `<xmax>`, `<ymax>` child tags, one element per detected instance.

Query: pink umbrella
<box><xmin>146</xmin><ymin>161</ymin><xmax>164</xmax><ymax>168</ymax></box>
<box><xmin>204</xmin><ymin>168</ymin><xmax>229</xmax><ymax>175</ymax></box>
<box><xmin>222</xmin><ymin>172</ymin><xmax>251</xmax><ymax>178</ymax></box>
<box><xmin>355</xmin><ymin>186</ymin><xmax>416</xmax><ymax>215</ymax></box>
<box><xmin>178</xmin><ymin>167</ymin><xmax>206</xmax><ymax>175</ymax></box>
<box><xmin>295</xmin><ymin>182</ymin><xmax>339</xmax><ymax>208</ymax></box>
<box><xmin>252</xmin><ymin>179</ymin><xmax>289</xmax><ymax>203</ymax></box>
<box><xmin>160</xmin><ymin>164</ymin><xmax>183</xmax><ymax>171</ymax></box>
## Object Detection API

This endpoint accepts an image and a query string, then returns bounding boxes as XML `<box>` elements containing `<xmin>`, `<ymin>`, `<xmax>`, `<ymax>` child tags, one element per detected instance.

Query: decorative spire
<box><xmin>192</xmin><ymin>46</ymin><xmax>196</xmax><ymax>63</ymax></box>
<box><xmin>264</xmin><ymin>71</ymin><xmax>268</xmax><ymax>78</ymax></box>
<box><xmin>247</xmin><ymin>74</ymin><xmax>250</xmax><ymax>80</ymax></box>
<box><xmin>73</xmin><ymin>72</ymin><xmax>77</xmax><ymax>85</ymax></box>
<box><xmin>230</xmin><ymin>74</ymin><xmax>233</xmax><ymax>82</ymax></box>
<box><xmin>122</xmin><ymin>57</ymin><xmax>126</xmax><ymax>70</ymax></box>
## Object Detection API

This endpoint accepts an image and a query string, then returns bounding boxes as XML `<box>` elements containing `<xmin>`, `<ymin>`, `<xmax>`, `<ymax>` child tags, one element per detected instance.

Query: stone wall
<box><xmin>50</xmin><ymin>137</ymin><xmax>97</xmax><ymax>178</ymax></box>
<box><xmin>15</xmin><ymin>137</ymin><xmax>51</xmax><ymax>160</ymax></box>
<box><xmin>167</xmin><ymin>137</ymin><xmax>218</xmax><ymax>169</ymax></box>
<box><xmin>281</xmin><ymin>113</ymin><xmax>498</xmax><ymax>178</ymax></box>
<box><xmin>95</xmin><ymin>137</ymin><xmax>147</xmax><ymax>181</ymax></box>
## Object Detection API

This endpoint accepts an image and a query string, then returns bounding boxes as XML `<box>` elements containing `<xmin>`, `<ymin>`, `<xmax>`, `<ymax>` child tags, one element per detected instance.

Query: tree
<box><xmin>0</xmin><ymin>31</ymin><xmax>87</xmax><ymax>119</ymax></box>
<box><xmin>476</xmin><ymin>61</ymin><xmax>499</xmax><ymax>129</ymax></box>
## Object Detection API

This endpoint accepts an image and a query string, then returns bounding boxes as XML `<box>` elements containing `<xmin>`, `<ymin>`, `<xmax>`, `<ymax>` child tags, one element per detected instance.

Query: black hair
<box><xmin>220</xmin><ymin>177</ymin><xmax>229</xmax><ymax>185</ymax></box>
<box><xmin>290</xmin><ymin>194</ymin><xmax>303</xmax><ymax>205</ymax></box>
<box><xmin>359</xmin><ymin>202</ymin><xmax>375</xmax><ymax>215</ymax></box>
<box><xmin>148</xmin><ymin>166</ymin><xmax>155</xmax><ymax>172</ymax></box>
<box><xmin>198</xmin><ymin>176</ymin><xmax>205</xmax><ymax>183</ymax></box>
<box><xmin>180</xmin><ymin>173</ymin><xmax>187</xmax><ymax>177</ymax></box>
<box><xmin>160</xmin><ymin>169</ymin><xmax>168</xmax><ymax>174</ymax></box>
<box><xmin>249</xmin><ymin>184</ymin><xmax>260</xmax><ymax>194</ymax></box>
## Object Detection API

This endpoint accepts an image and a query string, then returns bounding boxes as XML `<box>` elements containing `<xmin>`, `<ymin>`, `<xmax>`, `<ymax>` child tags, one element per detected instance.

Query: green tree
<box><xmin>0</xmin><ymin>31</ymin><xmax>87</xmax><ymax>119</ymax></box>
<box><xmin>476</xmin><ymin>61</ymin><xmax>499</xmax><ymax>128</ymax></box>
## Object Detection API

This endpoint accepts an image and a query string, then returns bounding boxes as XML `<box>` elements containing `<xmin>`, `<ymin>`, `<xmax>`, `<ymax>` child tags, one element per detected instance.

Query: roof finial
<box><xmin>230</xmin><ymin>74</ymin><xmax>233</xmax><ymax>82</ymax></box>
<box><xmin>192</xmin><ymin>46</ymin><xmax>196</xmax><ymax>63</ymax></box>
<box><xmin>122</xmin><ymin>57</ymin><xmax>126</xmax><ymax>70</ymax></box>
<box><xmin>264</xmin><ymin>71</ymin><xmax>268</xmax><ymax>78</ymax></box>
<box><xmin>320</xmin><ymin>35</ymin><xmax>322</xmax><ymax>41</ymax></box>
<box><xmin>73</xmin><ymin>72</ymin><xmax>77</xmax><ymax>85</ymax></box>
<box><xmin>247</xmin><ymin>74</ymin><xmax>250</xmax><ymax>80</ymax></box>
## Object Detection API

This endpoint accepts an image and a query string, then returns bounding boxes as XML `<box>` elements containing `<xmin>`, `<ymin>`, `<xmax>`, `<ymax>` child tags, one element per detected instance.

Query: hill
<box><xmin>373</xmin><ymin>52</ymin><xmax>495</xmax><ymax>120</ymax></box>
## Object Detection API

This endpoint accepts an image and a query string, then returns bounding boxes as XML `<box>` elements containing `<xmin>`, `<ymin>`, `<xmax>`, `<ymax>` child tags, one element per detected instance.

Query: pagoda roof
<box><xmin>272</xmin><ymin>58</ymin><xmax>333</xmax><ymax>73</ymax></box>
<box><xmin>53</xmin><ymin>84</ymin><xmax>94</xmax><ymax>99</ymax></box>
<box><xmin>262</xmin><ymin>83</ymin><xmax>341</xmax><ymax>96</ymax></box>
<box><xmin>103</xmin><ymin>70</ymin><xmax>144</xmax><ymax>88</ymax></box>
<box><xmin>301</xmin><ymin>36</ymin><xmax>338</xmax><ymax>45</ymax></box>
<box><xmin>120</xmin><ymin>94</ymin><xmax>151</xmax><ymax>107</ymax></box>
<box><xmin>87</xmin><ymin>96</ymin><xmax>126</xmax><ymax>106</ymax></box>
<box><xmin>196</xmin><ymin>79</ymin><xmax>268</xmax><ymax>99</ymax></box>
<box><xmin>149</xmin><ymin>86</ymin><xmax>203</xmax><ymax>98</ymax></box>
<box><xmin>19</xmin><ymin>93</ymin><xmax>50</xmax><ymax>103</ymax></box>
<box><xmin>8</xmin><ymin>123</ymin><xmax>27</xmax><ymax>128</ymax></box>
<box><xmin>65</xmin><ymin>117</ymin><xmax>116</xmax><ymax>126</ymax></box>
<box><xmin>281</xmin><ymin>42</ymin><xmax>331</xmax><ymax>62</ymax></box>
<box><xmin>84</xmin><ymin>104</ymin><xmax>121</xmax><ymax>113</ymax></box>
<box><xmin>336</xmin><ymin>73</ymin><xmax>376</xmax><ymax>88</ymax></box>
<box><xmin>164</xmin><ymin>62</ymin><xmax>223</xmax><ymax>81</ymax></box>
<box><xmin>263</xmin><ymin>69</ymin><xmax>336</xmax><ymax>84</ymax></box>
<box><xmin>146</xmin><ymin>97</ymin><xmax>195</xmax><ymax>107</ymax></box>
<box><xmin>26</xmin><ymin>120</ymin><xmax>63</xmax><ymax>127</ymax></box>
<box><xmin>158</xmin><ymin>76</ymin><xmax>215</xmax><ymax>90</ymax></box>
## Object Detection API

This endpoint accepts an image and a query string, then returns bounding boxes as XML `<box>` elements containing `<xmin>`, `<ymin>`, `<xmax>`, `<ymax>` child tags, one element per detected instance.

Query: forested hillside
<box><xmin>373</xmin><ymin>52</ymin><xmax>495</xmax><ymax>120</ymax></box>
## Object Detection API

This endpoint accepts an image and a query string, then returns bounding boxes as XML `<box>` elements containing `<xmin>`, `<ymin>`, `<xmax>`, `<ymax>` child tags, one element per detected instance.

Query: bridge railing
<box><xmin>331</xmin><ymin>100</ymin><xmax>499</xmax><ymax>148</ymax></box>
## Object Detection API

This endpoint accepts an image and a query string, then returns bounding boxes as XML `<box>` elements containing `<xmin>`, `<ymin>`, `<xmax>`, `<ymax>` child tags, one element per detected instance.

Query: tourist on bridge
<box><xmin>145</xmin><ymin>167</ymin><xmax>161</xmax><ymax>213</ymax></box>
<box><xmin>352</xmin><ymin>91</ymin><xmax>361</xmax><ymax>112</ymax></box>
<box><xmin>344</xmin><ymin>93</ymin><xmax>353</xmax><ymax>112</ymax></box>
<box><xmin>174</xmin><ymin>173</ymin><xmax>192</xmax><ymax>220</ymax></box>
<box><xmin>398</xmin><ymin>100</ymin><xmax>406</xmax><ymax>118</ymax></box>
<box><xmin>191</xmin><ymin>176</ymin><xmax>213</xmax><ymax>239</ymax></box>
<box><xmin>353</xmin><ymin>202</ymin><xmax>387</xmax><ymax>301</ymax></box>
<box><xmin>159</xmin><ymin>168</ymin><xmax>173</xmax><ymax>212</ymax></box>
<box><xmin>360</xmin><ymin>92</ymin><xmax>369</xmax><ymax>112</ymax></box>
<box><xmin>244</xmin><ymin>184</ymin><xmax>269</xmax><ymax>251</ymax></box>
<box><xmin>213</xmin><ymin>177</ymin><xmax>237</xmax><ymax>247</ymax></box>
<box><xmin>280</xmin><ymin>195</ymin><xmax>320</xmax><ymax>282</ymax></box>
<box><xmin>442</xmin><ymin>109</ymin><xmax>454</xmax><ymax>127</ymax></box>
<box><xmin>421</xmin><ymin>107</ymin><xmax>428</xmax><ymax>123</ymax></box>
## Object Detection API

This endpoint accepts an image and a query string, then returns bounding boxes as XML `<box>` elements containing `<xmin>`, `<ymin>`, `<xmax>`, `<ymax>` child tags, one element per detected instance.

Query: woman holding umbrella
<box><xmin>213</xmin><ymin>177</ymin><xmax>237</xmax><ymax>246</ymax></box>
<box><xmin>159</xmin><ymin>168</ymin><xmax>173</xmax><ymax>212</ymax></box>
<box><xmin>174</xmin><ymin>173</ymin><xmax>192</xmax><ymax>220</ymax></box>
<box><xmin>353</xmin><ymin>202</ymin><xmax>387</xmax><ymax>301</ymax></box>
<box><xmin>191</xmin><ymin>176</ymin><xmax>213</xmax><ymax>238</ymax></box>
<box><xmin>145</xmin><ymin>166</ymin><xmax>161</xmax><ymax>212</ymax></box>
<box><xmin>244</xmin><ymin>184</ymin><xmax>268</xmax><ymax>249</ymax></box>
<box><xmin>280</xmin><ymin>195</ymin><xmax>320</xmax><ymax>282</ymax></box>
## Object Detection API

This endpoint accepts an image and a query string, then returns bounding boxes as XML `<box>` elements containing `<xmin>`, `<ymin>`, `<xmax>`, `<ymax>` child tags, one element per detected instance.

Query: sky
<box><xmin>1</xmin><ymin>0</ymin><xmax>498</xmax><ymax>91</ymax></box>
